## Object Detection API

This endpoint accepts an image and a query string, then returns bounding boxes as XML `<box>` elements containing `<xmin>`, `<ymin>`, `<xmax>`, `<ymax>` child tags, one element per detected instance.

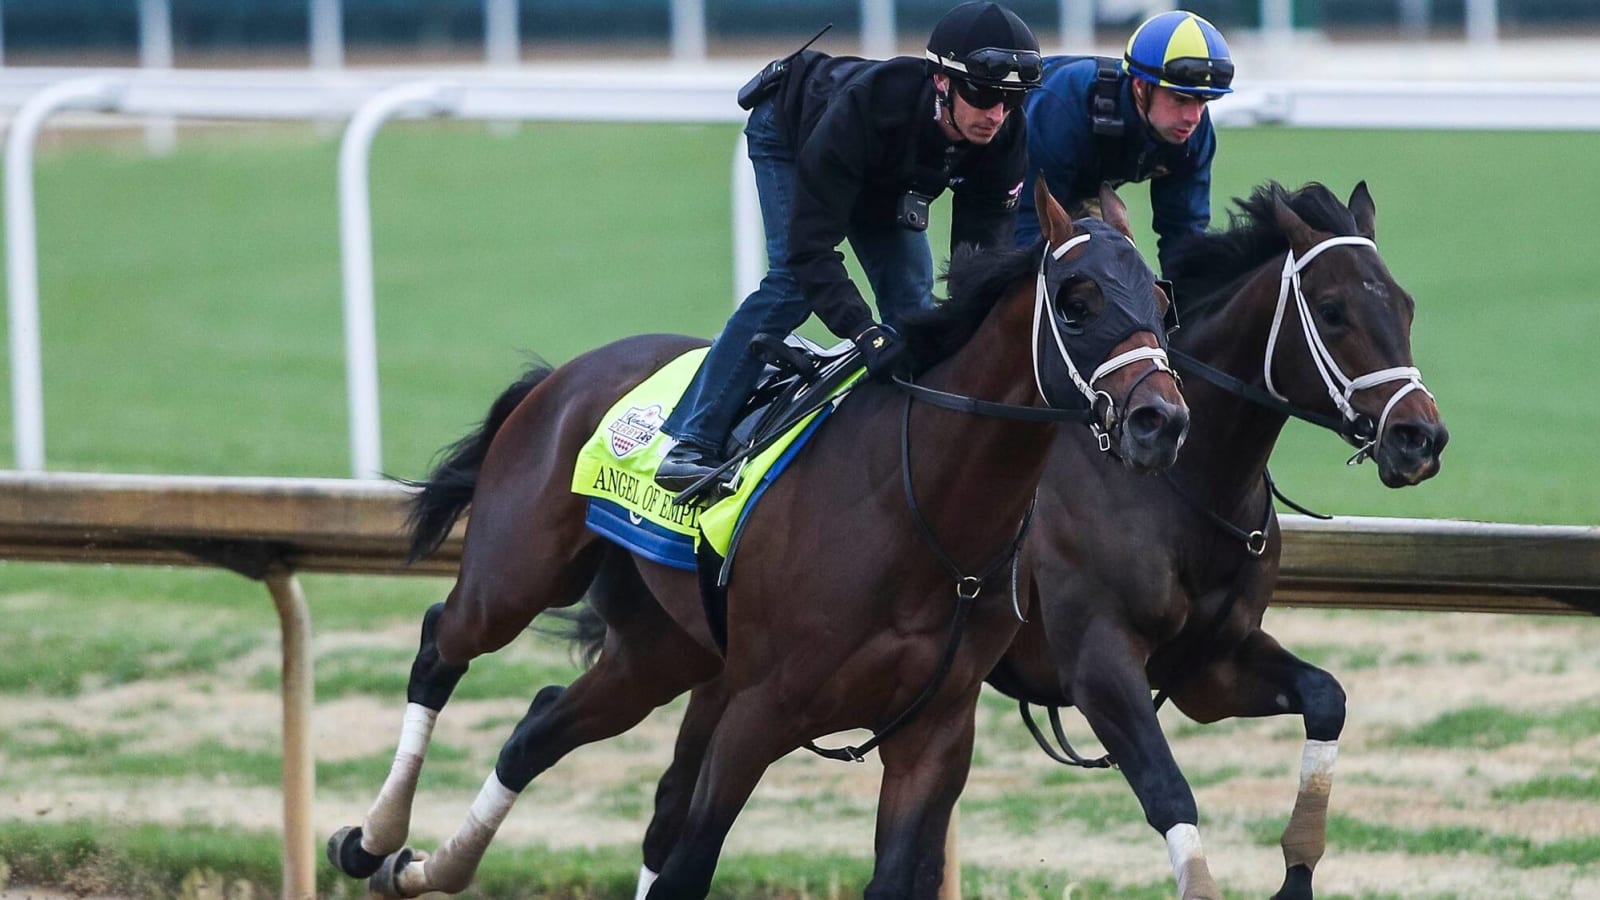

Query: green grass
<box><xmin>249</xmin><ymin>643</ymin><xmax>585</xmax><ymax>700</ymax></box>
<box><xmin>0</xmin><ymin>818</ymin><xmax>1195</xmax><ymax>900</ymax></box>
<box><xmin>1386</xmin><ymin>702</ymin><xmax>1600</xmax><ymax>750</ymax></box>
<box><xmin>1248</xmin><ymin>814</ymin><xmax>1600</xmax><ymax>869</ymax></box>
<box><xmin>0</xmin><ymin>124</ymin><xmax>1593</xmax><ymax>524</ymax></box>
<box><xmin>1494</xmin><ymin>772</ymin><xmax>1600</xmax><ymax>802</ymax></box>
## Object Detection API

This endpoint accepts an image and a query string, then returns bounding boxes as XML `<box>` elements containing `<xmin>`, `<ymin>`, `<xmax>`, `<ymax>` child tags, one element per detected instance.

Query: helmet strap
<box><xmin>933</xmin><ymin>74</ymin><xmax>972</xmax><ymax>143</ymax></box>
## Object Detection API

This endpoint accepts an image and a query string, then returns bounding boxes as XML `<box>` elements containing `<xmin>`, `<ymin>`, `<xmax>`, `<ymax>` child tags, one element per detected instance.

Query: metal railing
<box><xmin>1</xmin><ymin>470</ymin><xmax>1596</xmax><ymax>897</ymax></box>
<box><xmin>5</xmin><ymin>68</ymin><xmax>1600</xmax><ymax>479</ymax></box>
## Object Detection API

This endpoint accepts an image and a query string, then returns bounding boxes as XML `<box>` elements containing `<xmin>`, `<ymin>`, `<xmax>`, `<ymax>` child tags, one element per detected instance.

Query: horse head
<box><xmin>1262</xmin><ymin>182</ymin><xmax>1448</xmax><ymax>487</ymax></box>
<box><xmin>1033</xmin><ymin>181</ymin><xmax>1189</xmax><ymax>472</ymax></box>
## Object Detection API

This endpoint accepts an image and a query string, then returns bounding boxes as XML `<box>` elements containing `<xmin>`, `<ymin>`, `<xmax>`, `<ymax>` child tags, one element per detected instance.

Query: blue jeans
<box><xmin>662</xmin><ymin>99</ymin><xmax>934</xmax><ymax>452</ymax></box>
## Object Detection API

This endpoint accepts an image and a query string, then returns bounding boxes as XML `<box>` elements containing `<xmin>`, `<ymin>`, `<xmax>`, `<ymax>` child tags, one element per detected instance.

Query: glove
<box><xmin>853</xmin><ymin>322</ymin><xmax>910</xmax><ymax>382</ymax></box>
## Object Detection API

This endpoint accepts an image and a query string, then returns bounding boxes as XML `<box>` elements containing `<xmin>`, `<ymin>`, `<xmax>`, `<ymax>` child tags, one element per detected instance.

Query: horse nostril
<box><xmin>1127</xmin><ymin>403</ymin><xmax>1187</xmax><ymax>444</ymax></box>
<box><xmin>1390</xmin><ymin>422</ymin><xmax>1441</xmax><ymax>460</ymax></box>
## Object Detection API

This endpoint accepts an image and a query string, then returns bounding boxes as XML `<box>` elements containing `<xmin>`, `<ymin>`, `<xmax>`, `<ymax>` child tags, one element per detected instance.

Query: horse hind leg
<box><xmin>371</xmin><ymin>552</ymin><xmax>716</xmax><ymax>898</ymax></box>
<box><xmin>330</xmin><ymin>526</ymin><xmax>610</xmax><ymax>880</ymax></box>
<box><xmin>328</xmin><ymin>600</ymin><xmax>470</xmax><ymax>877</ymax></box>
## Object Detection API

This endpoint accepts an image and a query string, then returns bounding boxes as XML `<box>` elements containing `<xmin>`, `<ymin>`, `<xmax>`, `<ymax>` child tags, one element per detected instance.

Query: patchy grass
<box><xmin>1248</xmin><ymin>814</ymin><xmax>1600</xmax><ymax>869</ymax></box>
<box><xmin>0</xmin><ymin>818</ymin><xmax>1187</xmax><ymax>900</ymax></box>
<box><xmin>1493</xmin><ymin>772</ymin><xmax>1600</xmax><ymax>803</ymax></box>
<box><xmin>1386</xmin><ymin>703</ymin><xmax>1600</xmax><ymax>750</ymax></box>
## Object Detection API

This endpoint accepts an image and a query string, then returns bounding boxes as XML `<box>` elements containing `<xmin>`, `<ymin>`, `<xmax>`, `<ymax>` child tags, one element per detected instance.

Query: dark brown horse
<box><xmin>326</xmin><ymin>183</ymin><xmax>1189</xmax><ymax>899</ymax></box>
<box><xmin>629</xmin><ymin>181</ymin><xmax>1447</xmax><ymax>900</ymax></box>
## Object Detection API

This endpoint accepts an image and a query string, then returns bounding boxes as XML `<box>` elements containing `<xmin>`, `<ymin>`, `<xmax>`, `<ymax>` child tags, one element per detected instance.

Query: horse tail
<box><xmin>403</xmin><ymin>363</ymin><xmax>554</xmax><ymax>563</ymax></box>
<box><xmin>535</xmin><ymin>601</ymin><xmax>608</xmax><ymax>669</ymax></box>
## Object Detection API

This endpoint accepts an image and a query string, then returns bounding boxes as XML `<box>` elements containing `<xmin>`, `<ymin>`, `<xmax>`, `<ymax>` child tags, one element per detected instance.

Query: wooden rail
<box><xmin>2</xmin><ymin>471</ymin><xmax>1598</xmax><ymax>899</ymax></box>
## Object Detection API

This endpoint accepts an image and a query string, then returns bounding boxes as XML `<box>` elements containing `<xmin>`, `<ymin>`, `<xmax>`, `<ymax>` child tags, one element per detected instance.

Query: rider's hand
<box><xmin>853</xmin><ymin>323</ymin><xmax>910</xmax><ymax>382</ymax></box>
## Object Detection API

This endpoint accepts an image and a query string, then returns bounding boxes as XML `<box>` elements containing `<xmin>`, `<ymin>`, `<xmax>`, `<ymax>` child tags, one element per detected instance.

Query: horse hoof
<box><xmin>1271</xmin><ymin>863</ymin><xmax>1314</xmax><ymax>900</ymax></box>
<box><xmin>326</xmin><ymin>825</ymin><xmax>385</xmax><ymax>879</ymax></box>
<box><xmin>368</xmin><ymin>847</ymin><xmax>418</xmax><ymax>898</ymax></box>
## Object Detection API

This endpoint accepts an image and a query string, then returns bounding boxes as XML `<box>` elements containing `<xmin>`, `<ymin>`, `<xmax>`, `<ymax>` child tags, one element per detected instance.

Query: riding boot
<box><xmin>654</xmin><ymin>440</ymin><xmax>727</xmax><ymax>493</ymax></box>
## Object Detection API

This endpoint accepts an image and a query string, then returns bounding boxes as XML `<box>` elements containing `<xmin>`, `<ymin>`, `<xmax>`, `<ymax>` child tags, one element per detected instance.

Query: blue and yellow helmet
<box><xmin>1123</xmin><ymin>10</ymin><xmax>1234</xmax><ymax>98</ymax></box>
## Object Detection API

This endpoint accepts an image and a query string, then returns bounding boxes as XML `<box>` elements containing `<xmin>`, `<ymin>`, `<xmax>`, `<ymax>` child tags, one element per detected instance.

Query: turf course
<box><xmin>0</xmin><ymin>122</ymin><xmax>1594</xmax><ymax>523</ymax></box>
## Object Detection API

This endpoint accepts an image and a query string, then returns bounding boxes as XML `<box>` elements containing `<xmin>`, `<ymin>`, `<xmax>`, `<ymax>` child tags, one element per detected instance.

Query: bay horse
<box><xmin>327</xmin><ymin>183</ymin><xmax>1189</xmax><ymax>899</ymax></box>
<box><xmin>628</xmin><ymin>181</ymin><xmax>1447</xmax><ymax>900</ymax></box>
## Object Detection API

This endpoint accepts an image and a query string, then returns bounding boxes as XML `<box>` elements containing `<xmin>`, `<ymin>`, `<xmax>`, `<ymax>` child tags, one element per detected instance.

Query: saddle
<box><xmin>705</xmin><ymin>333</ymin><xmax>862</xmax><ymax>490</ymax></box>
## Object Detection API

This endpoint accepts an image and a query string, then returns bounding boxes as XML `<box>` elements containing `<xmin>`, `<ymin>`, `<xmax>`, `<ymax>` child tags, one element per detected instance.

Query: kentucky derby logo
<box><xmin>608</xmin><ymin>404</ymin><xmax>664</xmax><ymax>458</ymax></box>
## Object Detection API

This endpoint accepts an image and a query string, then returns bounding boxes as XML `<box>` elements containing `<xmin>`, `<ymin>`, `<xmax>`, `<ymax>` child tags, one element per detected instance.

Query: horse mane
<box><xmin>1165</xmin><ymin>181</ymin><xmax>1360</xmax><ymax>325</ymax></box>
<box><xmin>899</xmin><ymin>238</ymin><xmax>1044</xmax><ymax>372</ymax></box>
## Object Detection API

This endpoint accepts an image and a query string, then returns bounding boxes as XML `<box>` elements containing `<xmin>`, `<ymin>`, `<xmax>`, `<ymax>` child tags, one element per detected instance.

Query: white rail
<box><xmin>4</xmin><ymin>68</ymin><xmax>1599</xmax><ymax>476</ymax></box>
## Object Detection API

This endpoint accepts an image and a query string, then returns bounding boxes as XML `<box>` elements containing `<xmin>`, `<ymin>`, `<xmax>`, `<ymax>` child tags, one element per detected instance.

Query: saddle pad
<box><xmin>571</xmin><ymin>347</ymin><xmax>861</xmax><ymax>563</ymax></box>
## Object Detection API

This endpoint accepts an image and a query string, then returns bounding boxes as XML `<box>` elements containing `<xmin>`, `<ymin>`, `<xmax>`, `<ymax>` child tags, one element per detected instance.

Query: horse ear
<box><xmin>1272</xmin><ymin>188</ymin><xmax>1319</xmax><ymax>252</ymax></box>
<box><xmin>1348</xmin><ymin>180</ymin><xmax>1377</xmax><ymax>239</ymax></box>
<box><xmin>1098</xmin><ymin>182</ymin><xmax>1133</xmax><ymax>238</ymax></box>
<box><xmin>1035</xmin><ymin>176</ymin><xmax>1077</xmax><ymax>247</ymax></box>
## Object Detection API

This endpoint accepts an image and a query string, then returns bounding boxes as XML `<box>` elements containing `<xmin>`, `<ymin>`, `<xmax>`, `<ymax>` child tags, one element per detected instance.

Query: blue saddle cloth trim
<box><xmin>585</xmin><ymin>498</ymin><xmax>697</xmax><ymax>571</ymax></box>
<box><xmin>583</xmin><ymin>403</ymin><xmax>837</xmax><ymax>571</ymax></box>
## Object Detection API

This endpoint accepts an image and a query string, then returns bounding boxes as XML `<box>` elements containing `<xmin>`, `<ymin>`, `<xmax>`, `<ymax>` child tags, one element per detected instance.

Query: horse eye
<box><xmin>1060</xmin><ymin>298</ymin><xmax>1091</xmax><ymax>333</ymax></box>
<box><xmin>1317</xmin><ymin>302</ymin><xmax>1345</xmax><ymax>327</ymax></box>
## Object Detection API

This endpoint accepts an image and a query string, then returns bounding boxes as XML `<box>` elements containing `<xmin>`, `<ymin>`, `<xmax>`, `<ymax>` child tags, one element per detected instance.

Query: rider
<box><xmin>1015</xmin><ymin>10</ymin><xmax>1233</xmax><ymax>276</ymax></box>
<box><xmin>653</xmin><ymin>1</ymin><xmax>1041</xmax><ymax>494</ymax></box>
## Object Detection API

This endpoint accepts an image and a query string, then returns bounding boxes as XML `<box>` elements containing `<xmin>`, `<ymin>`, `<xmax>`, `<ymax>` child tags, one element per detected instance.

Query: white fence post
<box><xmin>310</xmin><ymin>0</ymin><xmax>343</xmax><ymax>70</ymax></box>
<box><xmin>138</xmin><ymin>0</ymin><xmax>177</xmax><ymax>155</ymax></box>
<box><xmin>337</xmin><ymin>81</ymin><xmax>458</xmax><ymax>480</ymax></box>
<box><xmin>1466</xmin><ymin>0</ymin><xmax>1499</xmax><ymax>47</ymax></box>
<box><xmin>672</xmin><ymin>0</ymin><xmax>707</xmax><ymax>63</ymax></box>
<box><xmin>485</xmin><ymin>0</ymin><xmax>519</xmax><ymax>67</ymax></box>
<box><xmin>1058</xmin><ymin>0</ymin><xmax>1094</xmax><ymax>53</ymax></box>
<box><xmin>5</xmin><ymin>77</ymin><xmax>124</xmax><ymax>471</ymax></box>
<box><xmin>861</xmin><ymin>0</ymin><xmax>895</xmax><ymax>59</ymax></box>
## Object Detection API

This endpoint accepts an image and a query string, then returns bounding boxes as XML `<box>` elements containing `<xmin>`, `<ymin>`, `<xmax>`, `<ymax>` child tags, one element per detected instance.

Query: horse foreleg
<box><xmin>1074</xmin><ymin>621</ymin><xmax>1220</xmax><ymax>900</ymax></box>
<box><xmin>329</xmin><ymin>601</ymin><xmax>470</xmax><ymax>878</ymax></box>
<box><xmin>636</xmin><ymin>678</ymin><xmax>733</xmax><ymax>899</ymax></box>
<box><xmin>646</xmin><ymin>690</ymin><xmax>792</xmax><ymax>900</ymax></box>
<box><xmin>1167</xmin><ymin>629</ymin><xmax>1346</xmax><ymax>900</ymax></box>
<box><xmin>867</xmin><ymin>685</ymin><xmax>980</xmax><ymax>900</ymax></box>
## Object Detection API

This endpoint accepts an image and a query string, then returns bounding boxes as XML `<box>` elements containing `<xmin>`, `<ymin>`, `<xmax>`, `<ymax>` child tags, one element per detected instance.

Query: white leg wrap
<box><xmin>1165</xmin><ymin>824</ymin><xmax>1220</xmax><ymax>899</ymax></box>
<box><xmin>1283</xmin><ymin>739</ymin><xmax>1339</xmax><ymax>871</ymax></box>
<box><xmin>362</xmin><ymin>704</ymin><xmax>439</xmax><ymax>854</ymax></box>
<box><xmin>399</xmin><ymin>770</ymin><xmax>519</xmax><ymax>896</ymax></box>
<box><xmin>1298</xmin><ymin>738</ymin><xmax>1339</xmax><ymax>793</ymax></box>
<box><xmin>634</xmin><ymin>864</ymin><xmax>659</xmax><ymax>900</ymax></box>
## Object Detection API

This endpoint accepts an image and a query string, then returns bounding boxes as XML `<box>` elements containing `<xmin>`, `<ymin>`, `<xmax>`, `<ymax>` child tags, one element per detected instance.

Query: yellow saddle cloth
<box><xmin>571</xmin><ymin>347</ymin><xmax>861</xmax><ymax>563</ymax></box>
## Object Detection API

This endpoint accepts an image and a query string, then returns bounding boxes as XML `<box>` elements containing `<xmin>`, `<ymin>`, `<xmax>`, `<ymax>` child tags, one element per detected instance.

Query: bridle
<box><xmin>1263</xmin><ymin>234</ymin><xmax>1434</xmax><ymax>464</ymax></box>
<box><xmin>1031</xmin><ymin>232</ymin><xmax>1176</xmax><ymax>452</ymax></box>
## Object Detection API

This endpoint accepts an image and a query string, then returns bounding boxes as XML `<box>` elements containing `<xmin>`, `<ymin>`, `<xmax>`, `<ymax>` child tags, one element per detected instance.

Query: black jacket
<box><xmin>771</xmin><ymin>52</ymin><xmax>1028</xmax><ymax>339</ymax></box>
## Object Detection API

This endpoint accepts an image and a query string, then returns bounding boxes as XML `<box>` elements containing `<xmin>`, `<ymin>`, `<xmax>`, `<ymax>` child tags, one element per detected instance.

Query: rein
<box><xmin>1021</xmin><ymin>238</ymin><xmax>1421</xmax><ymax>771</ymax></box>
<box><xmin>804</xmin><ymin>392</ymin><xmax>1035</xmax><ymax>763</ymax></box>
<box><xmin>806</xmin><ymin>235</ymin><xmax>1179</xmax><ymax>762</ymax></box>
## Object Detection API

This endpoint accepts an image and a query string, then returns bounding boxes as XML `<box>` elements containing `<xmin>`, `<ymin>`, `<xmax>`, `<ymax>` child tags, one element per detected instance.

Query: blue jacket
<box><xmin>1015</xmin><ymin>56</ymin><xmax>1215</xmax><ymax>275</ymax></box>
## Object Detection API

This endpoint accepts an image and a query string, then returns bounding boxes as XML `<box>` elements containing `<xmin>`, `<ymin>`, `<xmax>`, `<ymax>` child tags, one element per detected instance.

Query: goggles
<box><xmin>953</xmin><ymin>78</ymin><xmax>1027</xmax><ymax>112</ymax></box>
<box><xmin>1128</xmin><ymin>55</ymin><xmax>1234</xmax><ymax>92</ymax></box>
<box><xmin>962</xmin><ymin>47</ymin><xmax>1043</xmax><ymax>85</ymax></box>
<box><xmin>927</xmin><ymin>47</ymin><xmax>1043</xmax><ymax>86</ymax></box>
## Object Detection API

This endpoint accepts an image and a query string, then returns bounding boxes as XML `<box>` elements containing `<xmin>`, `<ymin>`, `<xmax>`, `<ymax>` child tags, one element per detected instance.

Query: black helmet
<box><xmin>925</xmin><ymin>2</ymin><xmax>1042</xmax><ymax>91</ymax></box>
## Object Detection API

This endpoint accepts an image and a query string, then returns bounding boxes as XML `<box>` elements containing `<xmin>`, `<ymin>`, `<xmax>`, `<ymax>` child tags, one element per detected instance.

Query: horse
<box><xmin>326</xmin><ymin>182</ymin><xmax>1190</xmax><ymax>900</ymax></box>
<box><xmin>627</xmin><ymin>180</ymin><xmax>1447</xmax><ymax>900</ymax></box>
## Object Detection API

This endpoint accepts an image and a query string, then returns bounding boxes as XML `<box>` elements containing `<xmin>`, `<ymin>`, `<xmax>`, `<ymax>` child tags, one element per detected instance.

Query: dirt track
<box><xmin>4</xmin><ymin>606</ymin><xmax>1600</xmax><ymax>898</ymax></box>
